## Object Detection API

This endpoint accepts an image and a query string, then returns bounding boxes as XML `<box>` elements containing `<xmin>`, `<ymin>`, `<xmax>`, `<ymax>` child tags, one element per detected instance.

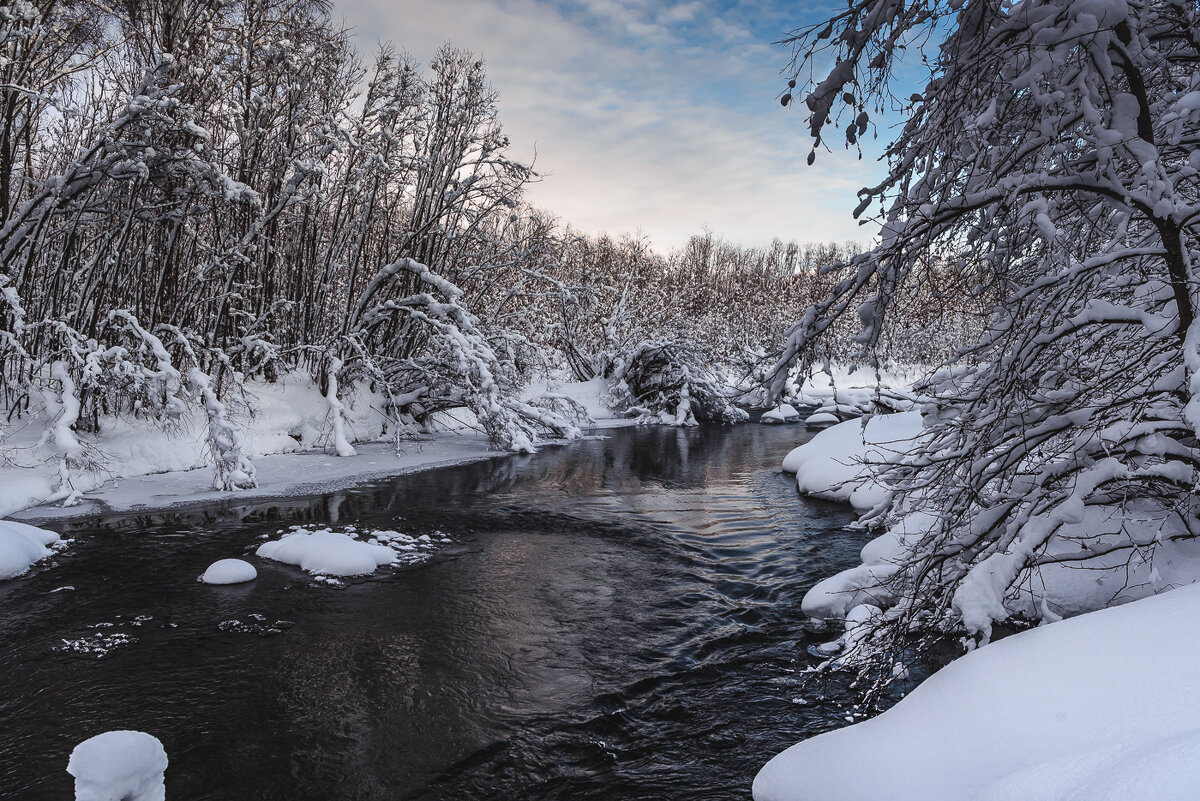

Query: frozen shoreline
<box><xmin>8</xmin><ymin>436</ymin><xmax>500</xmax><ymax>525</ymax></box>
<box><xmin>755</xmin><ymin>580</ymin><xmax>1200</xmax><ymax>801</ymax></box>
<box><xmin>1</xmin><ymin>375</ymin><xmax>636</xmax><ymax>526</ymax></box>
<box><xmin>758</xmin><ymin>412</ymin><xmax>1200</xmax><ymax>801</ymax></box>
<box><xmin>7</xmin><ymin>424</ymin><xmax>633</xmax><ymax>526</ymax></box>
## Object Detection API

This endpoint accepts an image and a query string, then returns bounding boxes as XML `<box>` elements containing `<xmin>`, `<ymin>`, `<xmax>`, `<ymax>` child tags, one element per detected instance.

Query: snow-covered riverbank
<box><xmin>780</xmin><ymin>413</ymin><xmax>1200</xmax><ymax>630</ymax></box>
<box><xmin>755</xmin><ymin>579</ymin><xmax>1200</xmax><ymax>801</ymax></box>
<box><xmin>1</xmin><ymin>376</ymin><xmax>634</xmax><ymax>525</ymax></box>
<box><xmin>8</xmin><ymin>437</ymin><xmax>502</xmax><ymax>523</ymax></box>
<box><xmin>758</xmin><ymin>412</ymin><xmax>1200</xmax><ymax>801</ymax></box>
<box><xmin>0</xmin><ymin>367</ymin><xmax>902</xmax><ymax>527</ymax></box>
<box><xmin>0</xmin><ymin>376</ymin><xmax>636</xmax><ymax>578</ymax></box>
<box><xmin>0</xmin><ymin>435</ymin><xmax>518</xmax><ymax>579</ymax></box>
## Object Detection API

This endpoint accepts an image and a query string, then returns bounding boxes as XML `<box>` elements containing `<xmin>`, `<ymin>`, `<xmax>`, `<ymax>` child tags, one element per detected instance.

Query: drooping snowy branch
<box><xmin>777</xmin><ymin>0</ymin><xmax>1200</xmax><ymax>670</ymax></box>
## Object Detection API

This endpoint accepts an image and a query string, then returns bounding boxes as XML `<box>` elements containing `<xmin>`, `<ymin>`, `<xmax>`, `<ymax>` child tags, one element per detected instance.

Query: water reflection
<box><xmin>1</xmin><ymin>423</ymin><xmax>868</xmax><ymax>800</ymax></box>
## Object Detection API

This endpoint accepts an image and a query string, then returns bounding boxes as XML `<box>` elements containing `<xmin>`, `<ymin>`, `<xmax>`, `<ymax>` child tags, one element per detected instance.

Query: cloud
<box><xmin>334</xmin><ymin>0</ymin><xmax>885</xmax><ymax>249</ymax></box>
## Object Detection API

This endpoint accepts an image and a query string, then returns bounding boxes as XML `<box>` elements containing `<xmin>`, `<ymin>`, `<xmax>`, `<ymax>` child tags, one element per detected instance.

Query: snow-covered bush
<box><xmin>609</xmin><ymin>341</ymin><xmax>748</xmax><ymax>425</ymax></box>
<box><xmin>335</xmin><ymin>257</ymin><xmax>582</xmax><ymax>452</ymax></box>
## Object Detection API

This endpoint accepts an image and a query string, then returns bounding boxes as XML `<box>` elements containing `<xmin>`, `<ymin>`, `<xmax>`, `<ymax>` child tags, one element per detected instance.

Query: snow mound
<box><xmin>256</xmin><ymin>530</ymin><xmax>394</xmax><ymax>577</ymax></box>
<box><xmin>804</xmin><ymin>412</ymin><xmax>839</xmax><ymax>427</ymax></box>
<box><xmin>0</xmin><ymin>519</ymin><xmax>62</xmax><ymax>579</ymax></box>
<box><xmin>802</xmin><ymin>511</ymin><xmax>934</xmax><ymax>624</ymax></box>
<box><xmin>781</xmin><ymin>412</ymin><xmax>923</xmax><ymax>513</ymax></box>
<box><xmin>785</xmin><ymin>376</ymin><xmax>917</xmax><ymax>417</ymax></box>
<box><xmin>199</xmin><ymin>558</ymin><xmax>257</xmax><ymax>585</ymax></box>
<box><xmin>256</xmin><ymin>525</ymin><xmax>452</xmax><ymax>577</ymax></box>
<box><xmin>68</xmin><ymin>730</ymin><xmax>167</xmax><ymax>801</ymax></box>
<box><xmin>761</xmin><ymin>403</ymin><xmax>801</xmax><ymax>424</ymax></box>
<box><xmin>755</xmin><ymin>582</ymin><xmax>1200</xmax><ymax>801</ymax></box>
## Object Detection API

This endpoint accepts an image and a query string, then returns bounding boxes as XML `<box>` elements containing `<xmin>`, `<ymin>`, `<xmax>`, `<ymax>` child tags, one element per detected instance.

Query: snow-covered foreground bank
<box><xmin>762</xmin><ymin>411</ymin><xmax>1200</xmax><ymax>800</ymax></box>
<box><xmin>755</xmin><ymin>580</ymin><xmax>1200</xmax><ymax>801</ymax></box>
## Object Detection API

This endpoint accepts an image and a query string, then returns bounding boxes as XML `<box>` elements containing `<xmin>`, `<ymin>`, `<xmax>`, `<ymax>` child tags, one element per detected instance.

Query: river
<box><xmin>0</xmin><ymin>423</ymin><xmax>873</xmax><ymax>800</ymax></box>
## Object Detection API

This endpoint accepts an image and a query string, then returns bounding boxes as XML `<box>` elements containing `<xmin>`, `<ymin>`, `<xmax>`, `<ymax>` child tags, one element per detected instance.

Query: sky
<box><xmin>334</xmin><ymin>0</ymin><xmax>891</xmax><ymax>251</ymax></box>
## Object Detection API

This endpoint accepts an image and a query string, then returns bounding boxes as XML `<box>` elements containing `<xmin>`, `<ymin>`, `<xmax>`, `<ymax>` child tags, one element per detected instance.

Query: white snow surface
<box><xmin>2</xmin><ymin>373</ymin><xmax>630</xmax><ymax>523</ymax></box>
<box><xmin>781</xmin><ymin>411</ymin><xmax>923</xmax><ymax>513</ymax></box>
<box><xmin>0</xmin><ymin>373</ymin><xmax>493</xmax><ymax>520</ymax></box>
<box><xmin>256</xmin><ymin>530</ymin><xmax>397</xmax><ymax>577</ymax></box>
<box><xmin>755</xmin><ymin>581</ymin><xmax>1200</xmax><ymax>801</ymax></box>
<box><xmin>784</xmin><ymin>367</ymin><xmax>919</xmax><ymax>413</ymax></box>
<box><xmin>0</xmin><ymin>519</ymin><xmax>62</xmax><ymax>579</ymax></box>
<box><xmin>256</xmin><ymin>525</ymin><xmax>451</xmax><ymax>578</ymax></box>
<box><xmin>199</xmin><ymin>558</ymin><xmax>257</xmax><ymax>585</ymax></box>
<box><xmin>521</xmin><ymin>376</ymin><xmax>634</xmax><ymax>428</ymax></box>
<box><xmin>68</xmin><ymin>730</ymin><xmax>167</xmax><ymax>801</ymax></box>
<box><xmin>761</xmin><ymin>403</ymin><xmax>801</xmax><ymax>424</ymax></box>
<box><xmin>7</xmin><ymin>437</ymin><xmax>502</xmax><ymax>525</ymax></box>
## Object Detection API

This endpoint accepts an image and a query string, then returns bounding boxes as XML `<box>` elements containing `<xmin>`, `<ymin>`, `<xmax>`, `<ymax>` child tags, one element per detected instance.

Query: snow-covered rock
<box><xmin>761</xmin><ymin>403</ymin><xmax>801</xmax><ymax>424</ymax></box>
<box><xmin>256</xmin><ymin>530</ymin><xmax>396</xmax><ymax>577</ymax></box>
<box><xmin>782</xmin><ymin>412</ymin><xmax>923</xmax><ymax>513</ymax></box>
<box><xmin>755</xmin><ymin>582</ymin><xmax>1200</xmax><ymax>801</ymax></box>
<box><xmin>801</xmin><ymin>510</ymin><xmax>934</xmax><ymax>624</ymax></box>
<box><xmin>802</xmin><ymin>562</ymin><xmax>900</xmax><ymax>624</ymax></box>
<box><xmin>68</xmin><ymin>730</ymin><xmax>167</xmax><ymax>801</ymax></box>
<box><xmin>803</xmin><ymin>412</ymin><xmax>839</xmax><ymax>427</ymax></box>
<box><xmin>199</xmin><ymin>558</ymin><xmax>257</xmax><ymax>585</ymax></box>
<box><xmin>0</xmin><ymin>519</ymin><xmax>61</xmax><ymax>580</ymax></box>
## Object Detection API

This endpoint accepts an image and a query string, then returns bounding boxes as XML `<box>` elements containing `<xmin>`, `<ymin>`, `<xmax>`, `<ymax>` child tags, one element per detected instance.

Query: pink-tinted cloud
<box><xmin>335</xmin><ymin>0</ymin><xmax>885</xmax><ymax>249</ymax></box>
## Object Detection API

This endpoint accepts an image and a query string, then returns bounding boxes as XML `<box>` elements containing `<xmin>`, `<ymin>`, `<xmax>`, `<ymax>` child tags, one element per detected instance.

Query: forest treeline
<box><xmin>0</xmin><ymin>0</ymin><xmax>974</xmax><ymax>494</ymax></box>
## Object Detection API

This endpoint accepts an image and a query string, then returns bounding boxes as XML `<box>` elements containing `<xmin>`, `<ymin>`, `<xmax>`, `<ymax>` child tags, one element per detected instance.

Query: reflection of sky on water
<box><xmin>2</xmin><ymin>423</ymin><xmax>867</xmax><ymax>800</ymax></box>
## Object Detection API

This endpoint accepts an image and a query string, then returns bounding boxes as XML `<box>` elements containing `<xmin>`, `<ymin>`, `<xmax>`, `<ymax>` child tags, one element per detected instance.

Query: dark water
<box><xmin>0</xmin><ymin>424</ymin><xmax>872</xmax><ymax>800</ymax></box>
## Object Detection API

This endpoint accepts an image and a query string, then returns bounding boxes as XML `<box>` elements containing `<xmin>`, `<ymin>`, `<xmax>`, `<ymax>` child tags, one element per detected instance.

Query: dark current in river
<box><xmin>1</xmin><ymin>423</ymin><xmax>876</xmax><ymax>800</ymax></box>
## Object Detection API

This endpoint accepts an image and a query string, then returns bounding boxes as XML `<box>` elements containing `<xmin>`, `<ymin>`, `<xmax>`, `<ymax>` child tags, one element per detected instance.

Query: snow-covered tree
<box><xmin>774</xmin><ymin>0</ymin><xmax>1200</xmax><ymax>670</ymax></box>
<box><xmin>610</xmin><ymin>341</ymin><xmax>748</xmax><ymax>425</ymax></box>
<box><xmin>0</xmin><ymin>2</ymin><xmax>595</xmax><ymax>483</ymax></box>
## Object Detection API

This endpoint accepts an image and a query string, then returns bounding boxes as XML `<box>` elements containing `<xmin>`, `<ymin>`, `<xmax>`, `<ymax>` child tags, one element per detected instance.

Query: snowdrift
<box><xmin>0</xmin><ymin>520</ymin><xmax>62</xmax><ymax>580</ymax></box>
<box><xmin>755</xmin><ymin>581</ymin><xmax>1200</xmax><ymax>801</ymax></box>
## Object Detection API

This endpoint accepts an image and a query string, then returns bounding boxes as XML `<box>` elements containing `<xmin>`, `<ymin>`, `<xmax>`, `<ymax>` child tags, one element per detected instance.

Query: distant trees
<box><xmin>776</xmin><ymin>0</ymin><xmax>1200</xmax><ymax>666</ymax></box>
<box><xmin>0</xmin><ymin>0</ymin><xmax>891</xmax><ymax>489</ymax></box>
<box><xmin>523</xmin><ymin>230</ymin><xmax>875</xmax><ymax>382</ymax></box>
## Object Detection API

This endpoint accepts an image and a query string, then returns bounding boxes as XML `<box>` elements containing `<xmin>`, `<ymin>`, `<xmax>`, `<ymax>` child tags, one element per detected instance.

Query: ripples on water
<box><xmin>0</xmin><ymin>424</ymin><xmax>881</xmax><ymax>800</ymax></box>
